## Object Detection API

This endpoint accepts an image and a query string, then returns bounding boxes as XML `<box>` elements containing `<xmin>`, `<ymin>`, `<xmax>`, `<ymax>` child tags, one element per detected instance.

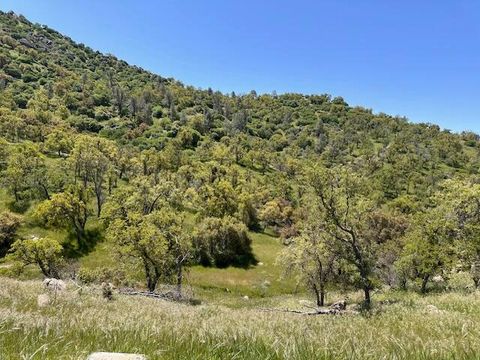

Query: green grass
<box><xmin>75</xmin><ymin>228</ymin><xmax>300</xmax><ymax>304</ymax></box>
<box><xmin>188</xmin><ymin>231</ymin><xmax>297</xmax><ymax>301</ymax></box>
<box><xmin>0</xmin><ymin>178</ymin><xmax>297</xmax><ymax>302</ymax></box>
<box><xmin>2</xmin><ymin>278</ymin><xmax>480</xmax><ymax>359</ymax></box>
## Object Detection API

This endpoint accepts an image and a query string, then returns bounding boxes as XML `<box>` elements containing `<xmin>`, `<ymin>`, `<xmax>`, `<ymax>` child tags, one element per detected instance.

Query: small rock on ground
<box><xmin>43</xmin><ymin>278</ymin><xmax>66</xmax><ymax>292</ymax></box>
<box><xmin>425</xmin><ymin>304</ymin><xmax>441</xmax><ymax>314</ymax></box>
<box><xmin>331</xmin><ymin>300</ymin><xmax>347</xmax><ymax>311</ymax></box>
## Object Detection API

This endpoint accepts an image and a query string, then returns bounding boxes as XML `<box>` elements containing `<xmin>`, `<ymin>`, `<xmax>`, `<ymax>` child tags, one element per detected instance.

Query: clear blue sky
<box><xmin>2</xmin><ymin>0</ymin><xmax>480</xmax><ymax>133</ymax></box>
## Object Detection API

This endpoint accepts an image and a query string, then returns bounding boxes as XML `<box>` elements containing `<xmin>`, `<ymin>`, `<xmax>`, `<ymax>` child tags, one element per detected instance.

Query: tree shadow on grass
<box><xmin>62</xmin><ymin>228</ymin><xmax>104</xmax><ymax>259</ymax></box>
<box><xmin>7</xmin><ymin>199</ymin><xmax>31</xmax><ymax>214</ymax></box>
<box><xmin>197</xmin><ymin>246</ymin><xmax>258</xmax><ymax>270</ymax></box>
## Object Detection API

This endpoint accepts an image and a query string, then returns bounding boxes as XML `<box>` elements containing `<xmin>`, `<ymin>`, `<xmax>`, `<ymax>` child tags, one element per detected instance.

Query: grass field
<box><xmin>1</xmin><ymin>278</ymin><xmax>480</xmax><ymax>359</ymax></box>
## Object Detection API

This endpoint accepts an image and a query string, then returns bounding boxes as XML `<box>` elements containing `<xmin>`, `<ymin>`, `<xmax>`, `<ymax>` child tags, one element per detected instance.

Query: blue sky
<box><xmin>2</xmin><ymin>0</ymin><xmax>480</xmax><ymax>132</ymax></box>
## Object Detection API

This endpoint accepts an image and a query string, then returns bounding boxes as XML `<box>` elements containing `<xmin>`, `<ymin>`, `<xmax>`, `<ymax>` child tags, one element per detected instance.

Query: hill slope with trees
<box><xmin>1</xmin><ymin>10</ymin><xmax>480</xmax><ymax>307</ymax></box>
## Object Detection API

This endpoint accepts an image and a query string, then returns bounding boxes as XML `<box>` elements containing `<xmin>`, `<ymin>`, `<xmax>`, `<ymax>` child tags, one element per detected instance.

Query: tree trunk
<box><xmin>320</xmin><ymin>290</ymin><xmax>325</xmax><ymax>307</ymax></box>
<box><xmin>74</xmin><ymin>224</ymin><xmax>86</xmax><ymax>250</ymax></box>
<box><xmin>176</xmin><ymin>263</ymin><xmax>183</xmax><ymax>295</ymax></box>
<box><xmin>312</xmin><ymin>282</ymin><xmax>325</xmax><ymax>307</ymax></box>
<box><xmin>145</xmin><ymin>262</ymin><xmax>157</xmax><ymax>292</ymax></box>
<box><xmin>421</xmin><ymin>274</ymin><xmax>430</xmax><ymax>294</ymax></box>
<box><xmin>96</xmin><ymin>197</ymin><xmax>102</xmax><ymax>217</ymax></box>
<box><xmin>40</xmin><ymin>183</ymin><xmax>50</xmax><ymax>200</ymax></box>
<box><xmin>474</xmin><ymin>278</ymin><xmax>480</xmax><ymax>289</ymax></box>
<box><xmin>95</xmin><ymin>187</ymin><xmax>103</xmax><ymax>217</ymax></box>
<box><xmin>313</xmin><ymin>284</ymin><xmax>321</xmax><ymax>307</ymax></box>
<box><xmin>363</xmin><ymin>287</ymin><xmax>371</xmax><ymax>308</ymax></box>
<box><xmin>38</xmin><ymin>261</ymin><xmax>49</xmax><ymax>278</ymax></box>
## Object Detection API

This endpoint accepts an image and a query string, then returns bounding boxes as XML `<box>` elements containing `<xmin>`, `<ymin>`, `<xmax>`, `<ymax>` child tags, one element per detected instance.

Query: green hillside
<box><xmin>1</xmin><ymin>9</ymin><xmax>480</xmax><ymax>306</ymax></box>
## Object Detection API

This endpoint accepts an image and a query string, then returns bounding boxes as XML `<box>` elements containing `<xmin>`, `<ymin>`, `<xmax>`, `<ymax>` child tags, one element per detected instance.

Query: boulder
<box><xmin>330</xmin><ymin>300</ymin><xmax>347</xmax><ymax>311</ymax></box>
<box><xmin>19</xmin><ymin>38</ymin><xmax>34</xmax><ymax>48</ymax></box>
<box><xmin>43</xmin><ymin>278</ymin><xmax>66</xmax><ymax>292</ymax></box>
<box><xmin>87</xmin><ymin>353</ymin><xmax>146</xmax><ymax>360</ymax></box>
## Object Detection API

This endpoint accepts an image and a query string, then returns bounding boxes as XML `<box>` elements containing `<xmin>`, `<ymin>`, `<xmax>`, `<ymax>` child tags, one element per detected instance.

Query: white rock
<box><xmin>43</xmin><ymin>278</ymin><xmax>66</xmax><ymax>292</ymax></box>
<box><xmin>242</xmin><ymin>295</ymin><xmax>249</xmax><ymax>300</ymax></box>
<box><xmin>87</xmin><ymin>353</ymin><xmax>146</xmax><ymax>360</ymax></box>
<box><xmin>331</xmin><ymin>300</ymin><xmax>347</xmax><ymax>311</ymax></box>
<box><xmin>37</xmin><ymin>294</ymin><xmax>50</xmax><ymax>307</ymax></box>
<box><xmin>262</xmin><ymin>280</ymin><xmax>271</xmax><ymax>287</ymax></box>
<box><xmin>425</xmin><ymin>304</ymin><xmax>441</xmax><ymax>314</ymax></box>
<box><xmin>257</xmin><ymin>262</ymin><xmax>264</xmax><ymax>266</ymax></box>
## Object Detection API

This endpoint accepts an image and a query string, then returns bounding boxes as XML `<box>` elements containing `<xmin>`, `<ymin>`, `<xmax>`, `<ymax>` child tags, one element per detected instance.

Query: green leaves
<box><xmin>193</xmin><ymin>216</ymin><xmax>254</xmax><ymax>268</ymax></box>
<box><xmin>8</xmin><ymin>236</ymin><xmax>64</xmax><ymax>278</ymax></box>
<box><xmin>103</xmin><ymin>179</ymin><xmax>191</xmax><ymax>292</ymax></box>
<box><xmin>0</xmin><ymin>211</ymin><xmax>22</xmax><ymax>257</ymax></box>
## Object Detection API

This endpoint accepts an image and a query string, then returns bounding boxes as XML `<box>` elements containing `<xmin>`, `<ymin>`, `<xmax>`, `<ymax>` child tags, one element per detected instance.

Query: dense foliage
<box><xmin>2</xmin><ymin>11</ymin><xmax>480</xmax><ymax>303</ymax></box>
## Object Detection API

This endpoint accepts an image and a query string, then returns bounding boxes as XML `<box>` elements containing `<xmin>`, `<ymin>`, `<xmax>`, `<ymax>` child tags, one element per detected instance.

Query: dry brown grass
<box><xmin>1</xmin><ymin>278</ymin><xmax>480</xmax><ymax>359</ymax></box>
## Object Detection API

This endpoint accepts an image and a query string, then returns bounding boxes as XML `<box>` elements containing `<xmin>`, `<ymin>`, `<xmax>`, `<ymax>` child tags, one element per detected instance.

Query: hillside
<box><xmin>1</xmin><ymin>10</ymin><xmax>478</xmax><ymax>174</ymax></box>
<box><xmin>4</xmin><ymin>9</ymin><xmax>480</xmax><ymax>360</ymax></box>
<box><xmin>0</xmin><ymin>9</ymin><xmax>480</xmax><ymax>296</ymax></box>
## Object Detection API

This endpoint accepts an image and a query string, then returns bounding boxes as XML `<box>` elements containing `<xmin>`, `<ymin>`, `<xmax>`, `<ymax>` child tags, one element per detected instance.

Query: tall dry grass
<box><xmin>1</xmin><ymin>278</ymin><xmax>480</xmax><ymax>359</ymax></box>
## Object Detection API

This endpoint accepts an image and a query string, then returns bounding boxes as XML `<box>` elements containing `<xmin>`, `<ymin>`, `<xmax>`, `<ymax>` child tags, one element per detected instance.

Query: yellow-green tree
<box><xmin>8</xmin><ymin>237</ymin><xmax>64</xmax><ymax>278</ymax></box>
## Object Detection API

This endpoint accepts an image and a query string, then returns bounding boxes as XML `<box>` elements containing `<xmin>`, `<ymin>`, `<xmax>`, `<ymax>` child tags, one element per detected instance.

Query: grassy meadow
<box><xmin>2</xmin><ymin>278</ymin><xmax>480</xmax><ymax>359</ymax></box>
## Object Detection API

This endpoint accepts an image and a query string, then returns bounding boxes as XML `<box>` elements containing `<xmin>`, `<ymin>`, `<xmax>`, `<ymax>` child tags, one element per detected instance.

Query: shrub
<box><xmin>0</xmin><ymin>212</ymin><xmax>22</xmax><ymax>257</ymax></box>
<box><xmin>4</xmin><ymin>65</ymin><xmax>21</xmax><ymax>78</ymax></box>
<box><xmin>152</xmin><ymin>105</ymin><xmax>163</xmax><ymax>118</ymax></box>
<box><xmin>69</xmin><ymin>115</ymin><xmax>103</xmax><ymax>133</ymax></box>
<box><xmin>77</xmin><ymin>266</ymin><xmax>126</xmax><ymax>285</ymax></box>
<box><xmin>14</xmin><ymin>94</ymin><xmax>28</xmax><ymax>108</ymax></box>
<box><xmin>8</xmin><ymin>237</ymin><xmax>64</xmax><ymax>278</ymax></box>
<box><xmin>94</xmin><ymin>106</ymin><xmax>113</xmax><ymax>121</ymax></box>
<box><xmin>194</xmin><ymin>216</ymin><xmax>256</xmax><ymax>268</ymax></box>
<box><xmin>22</xmin><ymin>72</ymin><xmax>38</xmax><ymax>83</ymax></box>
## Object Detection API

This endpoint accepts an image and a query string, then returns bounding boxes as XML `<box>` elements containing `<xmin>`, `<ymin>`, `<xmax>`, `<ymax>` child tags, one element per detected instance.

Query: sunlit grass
<box><xmin>1</xmin><ymin>278</ymin><xmax>480</xmax><ymax>359</ymax></box>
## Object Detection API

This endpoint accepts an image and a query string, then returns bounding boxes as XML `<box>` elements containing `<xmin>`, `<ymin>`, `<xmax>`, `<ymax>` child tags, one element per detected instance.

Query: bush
<box><xmin>0</xmin><ymin>212</ymin><xmax>22</xmax><ymax>258</ymax></box>
<box><xmin>177</xmin><ymin>127</ymin><xmax>201</xmax><ymax>148</ymax></box>
<box><xmin>4</xmin><ymin>65</ymin><xmax>21</xmax><ymax>78</ymax></box>
<box><xmin>94</xmin><ymin>107</ymin><xmax>113</xmax><ymax>121</ymax></box>
<box><xmin>152</xmin><ymin>105</ymin><xmax>163</xmax><ymax>118</ymax></box>
<box><xmin>8</xmin><ymin>237</ymin><xmax>64</xmax><ymax>278</ymax></box>
<box><xmin>194</xmin><ymin>216</ymin><xmax>256</xmax><ymax>268</ymax></box>
<box><xmin>14</xmin><ymin>94</ymin><xmax>28</xmax><ymax>108</ymax></box>
<box><xmin>69</xmin><ymin>115</ymin><xmax>103</xmax><ymax>133</ymax></box>
<box><xmin>77</xmin><ymin>266</ymin><xmax>126</xmax><ymax>285</ymax></box>
<box><xmin>22</xmin><ymin>72</ymin><xmax>38</xmax><ymax>83</ymax></box>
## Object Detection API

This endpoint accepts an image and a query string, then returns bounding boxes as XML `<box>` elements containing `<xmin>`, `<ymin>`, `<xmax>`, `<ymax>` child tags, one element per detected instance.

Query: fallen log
<box><xmin>118</xmin><ymin>288</ymin><xmax>201</xmax><ymax>305</ymax></box>
<box><xmin>258</xmin><ymin>307</ymin><xmax>343</xmax><ymax>315</ymax></box>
